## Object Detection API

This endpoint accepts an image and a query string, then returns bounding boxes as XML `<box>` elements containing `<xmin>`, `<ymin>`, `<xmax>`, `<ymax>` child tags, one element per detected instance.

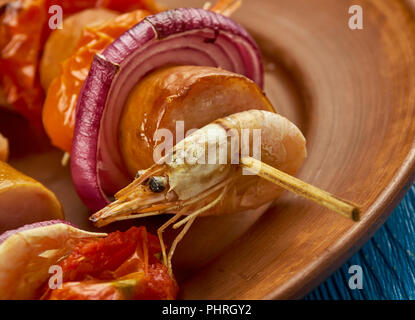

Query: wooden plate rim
<box><xmin>266</xmin><ymin>147</ymin><xmax>415</xmax><ymax>299</ymax></box>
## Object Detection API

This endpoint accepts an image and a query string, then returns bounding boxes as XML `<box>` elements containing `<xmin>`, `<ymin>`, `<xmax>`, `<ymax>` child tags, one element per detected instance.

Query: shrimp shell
<box><xmin>164</xmin><ymin>109</ymin><xmax>307</xmax><ymax>215</ymax></box>
<box><xmin>94</xmin><ymin>110</ymin><xmax>306</xmax><ymax>224</ymax></box>
<box><xmin>92</xmin><ymin>110</ymin><xmax>306</xmax><ymax>275</ymax></box>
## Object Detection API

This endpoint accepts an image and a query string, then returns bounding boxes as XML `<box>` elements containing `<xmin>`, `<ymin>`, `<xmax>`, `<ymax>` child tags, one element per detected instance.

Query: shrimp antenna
<box><xmin>240</xmin><ymin>157</ymin><xmax>361</xmax><ymax>221</ymax></box>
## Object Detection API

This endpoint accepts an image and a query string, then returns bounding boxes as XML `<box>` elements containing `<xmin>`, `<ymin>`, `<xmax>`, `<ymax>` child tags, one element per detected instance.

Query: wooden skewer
<box><xmin>203</xmin><ymin>2</ymin><xmax>212</xmax><ymax>10</ymax></box>
<box><xmin>61</xmin><ymin>152</ymin><xmax>70</xmax><ymax>167</ymax></box>
<box><xmin>240</xmin><ymin>157</ymin><xmax>361</xmax><ymax>221</ymax></box>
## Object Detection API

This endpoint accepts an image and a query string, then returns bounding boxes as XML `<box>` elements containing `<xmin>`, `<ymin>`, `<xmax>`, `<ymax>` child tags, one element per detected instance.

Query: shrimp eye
<box><xmin>149</xmin><ymin>177</ymin><xmax>167</xmax><ymax>193</ymax></box>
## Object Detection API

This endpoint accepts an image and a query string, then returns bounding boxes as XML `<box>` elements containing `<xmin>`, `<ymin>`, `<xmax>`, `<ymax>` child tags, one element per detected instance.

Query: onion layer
<box><xmin>71</xmin><ymin>8</ymin><xmax>264</xmax><ymax>212</ymax></box>
<box><xmin>0</xmin><ymin>220</ymin><xmax>106</xmax><ymax>300</ymax></box>
<box><xmin>0</xmin><ymin>220</ymin><xmax>74</xmax><ymax>245</ymax></box>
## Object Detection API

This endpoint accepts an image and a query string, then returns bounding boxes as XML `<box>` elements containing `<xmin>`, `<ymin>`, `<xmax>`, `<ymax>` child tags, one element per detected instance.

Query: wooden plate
<box><xmin>2</xmin><ymin>0</ymin><xmax>415</xmax><ymax>299</ymax></box>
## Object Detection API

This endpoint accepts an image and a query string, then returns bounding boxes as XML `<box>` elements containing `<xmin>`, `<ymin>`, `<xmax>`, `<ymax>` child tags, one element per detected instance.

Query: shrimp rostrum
<box><xmin>91</xmin><ymin>109</ymin><xmax>306</xmax><ymax>273</ymax></box>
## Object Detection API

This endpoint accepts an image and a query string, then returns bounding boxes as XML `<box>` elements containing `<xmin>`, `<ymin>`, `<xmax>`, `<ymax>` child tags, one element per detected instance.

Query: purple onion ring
<box><xmin>71</xmin><ymin>8</ymin><xmax>264</xmax><ymax>212</ymax></box>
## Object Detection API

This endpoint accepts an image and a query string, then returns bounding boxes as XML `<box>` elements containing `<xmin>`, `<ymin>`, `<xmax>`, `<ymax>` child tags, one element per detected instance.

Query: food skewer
<box><xmin>0</xmin><ymin>0</ymin><xmax>363</xmax><ymax>301</ymax></box>
<box><xmin>90</xmin><ymin>110</ymin><xmax>361</xmax><ymax>276</ymax></box>
<box><xmin>240</xmin><ymin>157</ymin><xmax>360</xmax><ymax>221</ymax></box>
<box><xmin>61</xmin><ymin>152</ymin><xmax>70</xmax><ymax>167</ymax></box>
<box><xmin>172</xmin><ymin>157</ymin><xmax>360</xmax><ymax>230</ymax></box>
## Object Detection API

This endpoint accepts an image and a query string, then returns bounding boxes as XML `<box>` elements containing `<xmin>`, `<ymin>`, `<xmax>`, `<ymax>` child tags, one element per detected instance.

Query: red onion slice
<box><xmin>0</xmin><ymin>220</ymin><xmax>106</xmax><ymax>300</ymax></box>
<box><xmin>0</xmin><ymin>220</ymin><xmax>74</xmax><ymax>244</ymax></box>
<box><xmin>71</xmin><ymin>8</ymin><xmax>264</xmax><ymax>212</ymax></box>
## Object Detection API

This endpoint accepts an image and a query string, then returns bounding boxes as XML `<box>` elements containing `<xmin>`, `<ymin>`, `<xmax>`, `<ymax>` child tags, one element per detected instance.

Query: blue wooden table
<box><xmin>306</xmin><ymin>184</ymin><xmax>415</xmax><ymax>300</ymax></box>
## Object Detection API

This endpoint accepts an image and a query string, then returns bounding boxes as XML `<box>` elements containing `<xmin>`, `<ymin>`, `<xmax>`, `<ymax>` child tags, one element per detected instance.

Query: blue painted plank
<box><xmin>305</xmin><ymin>184</ymin><xmax>415</xmax><ymax>300</ymax></box>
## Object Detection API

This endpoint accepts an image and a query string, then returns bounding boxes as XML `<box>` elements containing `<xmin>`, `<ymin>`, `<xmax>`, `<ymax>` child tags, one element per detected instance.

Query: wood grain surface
<box><xmin>174</xmin><ymin>0</ymin><xmax>415</xmax><ymax>299</ymax></box>
<box><xmin>1</xmin><ymin>0</ymin><xmax>415</xmax><ymax>299</ymax></box>
<box><xmin>307</xmin><ymin>185</ymin><xmax>415</xmax><ymax>299</ymax></box>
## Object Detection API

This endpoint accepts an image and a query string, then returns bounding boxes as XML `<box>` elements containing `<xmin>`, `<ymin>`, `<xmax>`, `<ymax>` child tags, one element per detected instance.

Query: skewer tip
<box><xmin>352</xmin><ymin>207</ymin><xmax>361</xmax><ymax>222</ymax></box>
<box><xmin>61</xmin><ymin>152</ymin><xmax>70</xmax><ymax>167</ymax></box>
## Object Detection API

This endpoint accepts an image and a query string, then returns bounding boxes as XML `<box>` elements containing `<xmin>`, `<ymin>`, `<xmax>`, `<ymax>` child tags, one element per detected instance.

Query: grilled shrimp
<box><xmin>91</xmin><ymin>110</ymin><xmax>306</xmax><ymax>274</ymax></box>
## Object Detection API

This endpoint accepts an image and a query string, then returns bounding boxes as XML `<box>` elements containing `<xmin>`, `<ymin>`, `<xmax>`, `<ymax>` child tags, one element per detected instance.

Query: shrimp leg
<box><xmin>173</xmin><ymin>186</ymin><xmax>228</xmax><ymax>229</ymax></box>
<box><xmin>167</xmin><ymin>217</ymin><xmax>196</xmax><ymax>277</ymax></box>
<box><xmin>158</xmin><ymin>209</ymin><xmax>186</xmax><ymax>267</ymax></box>
<box><xmin>157</xmin><ymin>186</ymin><xmax>227</xmax><ymax>275</ymax></box>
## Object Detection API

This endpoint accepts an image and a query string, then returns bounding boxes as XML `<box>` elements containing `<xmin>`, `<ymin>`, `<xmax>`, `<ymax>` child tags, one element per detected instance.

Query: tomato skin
<box><xmin>43</xmin><ymin>227</ymin><xmax>178</xmax><ymax>300</ymax></box>
<box><xmin>0</xmin><ymin>0</ymin><xmax>159</xmax><ymax>127</ymax></box>
<box><xmin>47</xmin><ymin>267</ymin><xmax>177</xmax><ymax>300</ymax></box>
<box><xmin>60</xmin><ymin>227</ymin><xmax>160</xmax><ymax>280</ymax></box>
<box><xmin>142</xmin><ymin>264</ymin><xmax>178</xmax><ymax>300</ymax></box>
